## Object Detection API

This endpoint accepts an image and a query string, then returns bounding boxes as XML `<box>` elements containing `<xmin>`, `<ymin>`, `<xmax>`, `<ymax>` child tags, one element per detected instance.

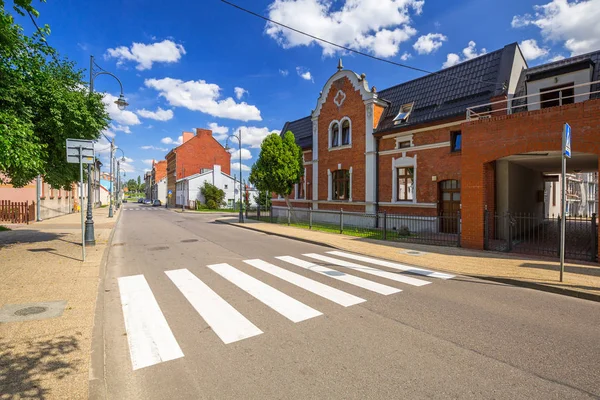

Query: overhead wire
<box><xmin>219</xmin><ymin>0</ymin><xmax>503</xmax><ymax>87</ymax></box>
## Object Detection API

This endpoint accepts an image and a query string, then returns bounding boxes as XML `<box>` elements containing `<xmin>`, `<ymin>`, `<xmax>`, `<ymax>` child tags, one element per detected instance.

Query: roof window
<box><xmin>393</xmin><ymin>103</ymin><xmax>414</xmax><ymax>125</ymax></box>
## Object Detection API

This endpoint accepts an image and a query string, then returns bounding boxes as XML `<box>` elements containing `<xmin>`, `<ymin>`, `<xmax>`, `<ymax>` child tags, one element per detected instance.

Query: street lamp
<box><xmin>225</xmin><ymin>129</ymin><xmax>243</xmax><ymax>223</ymax></box>
<box><xmin>85</xmin><ymin>55</ymin><xmax>128</xmax><ymax>245</ymax></box>
<box><xmin>115</xmin><ymin>148</ymin><xmax>125</xmax><ymax>209</ymax></box>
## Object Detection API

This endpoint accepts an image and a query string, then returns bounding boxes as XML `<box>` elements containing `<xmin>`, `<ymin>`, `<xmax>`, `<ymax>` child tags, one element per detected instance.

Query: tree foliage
<box><xmin>200</xmin><ymin>182</ymin><xmax>225</xmax><ymax>209</ymax></box>
<box><xmin>253</xmin><ymin>190</ymin><xmax>272</xmax><ymax>209</ymax></box>
<box><xmin>249</xmin><ymin>131</ymin><xmax>303</xmax><ymax>198</ymax></box>
<box><xmin>0</xmin><ymin>0</ymin><xmax>109</xmax><ymax>188</ymax></box>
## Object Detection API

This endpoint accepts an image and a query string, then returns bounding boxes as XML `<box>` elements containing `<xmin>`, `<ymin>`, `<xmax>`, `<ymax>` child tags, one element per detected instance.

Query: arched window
<box><xmin>341</xmin><ymin>119</ymin><xmax>350</xmax><ymax>145</ymax></box>
<box><xmin>332</xmin><ymin>170</ymin><xmax>350</xmax><ymax>200</ymax></box>
<box><xmin>331</xmin><ymin>122</ymin><xmax>340</xmax><ymax>147</ymax></box>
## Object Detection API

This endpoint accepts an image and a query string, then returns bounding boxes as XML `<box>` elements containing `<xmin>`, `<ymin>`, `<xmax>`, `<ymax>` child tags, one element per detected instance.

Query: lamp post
<box><xmin>225</xmin><ymin>130</ymin><xmax>243</xmax><ymax>223</ymax></box>
<box><xmin>86</xmin><ymin>55</ymin><xmax>128</xmax><ymax>243</ymax></box>
<box><xmin>115</xmin><ymin>148</ymin><xmax>125</xmax><ymax>209</ymax></box>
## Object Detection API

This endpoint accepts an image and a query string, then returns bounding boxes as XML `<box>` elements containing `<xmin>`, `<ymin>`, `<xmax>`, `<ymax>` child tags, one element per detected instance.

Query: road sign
<box><xmin>66</xmin><ymin>139</ymin><xmax>95</xmax><ymax>164</ymax></box>
<box><xmin>168</xmin><ymin>189</ymin><xmax>173</xmax><ymax>195</ymax></box>
<box><xmin>564</xmin><ymin>123</ymin><xmax>571</xmax><ymax>158</ymax></box>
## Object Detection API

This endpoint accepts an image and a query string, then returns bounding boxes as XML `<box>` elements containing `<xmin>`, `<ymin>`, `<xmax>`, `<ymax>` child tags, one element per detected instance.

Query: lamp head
<box><xmin>115</xmin><ymin>93</ymin><xmax>129</xmax><ymax>111</ymax></box>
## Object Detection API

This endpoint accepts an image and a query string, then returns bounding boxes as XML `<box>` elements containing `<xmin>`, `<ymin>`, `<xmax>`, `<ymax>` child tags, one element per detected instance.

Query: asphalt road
<box><xmin>89</xmin><ymin>203</ymin><xmax>600</xmax><ymax>400</ymax></box>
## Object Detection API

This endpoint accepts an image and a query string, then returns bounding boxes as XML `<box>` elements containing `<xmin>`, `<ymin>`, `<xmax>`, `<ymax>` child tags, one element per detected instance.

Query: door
<box><xmin>439</xmin><ymin>180</ymin><xmax>460</xmax><ymax>233</ymax></box>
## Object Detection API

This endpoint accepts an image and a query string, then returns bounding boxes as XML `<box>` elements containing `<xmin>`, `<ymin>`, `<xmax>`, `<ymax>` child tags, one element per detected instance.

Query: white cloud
<box><xmin>234</xmin><ymin>87</ymin><xmax>248</xmax><ymax>100</ymax></box>
<box><xmin>142</xmin><ymin>159</ymin><xmax>155</xmax><ymax>166</ymax></box>
<box><xmin>136</xmin><ymin>107</ymin><xmax>174</xmax><ymax>121</ymax></box>
<box><xmin>122</xmin><ymin>157</ymin><xmax>134</xmax><ymax>163</ymax></box>
<box><xmin>413</xmin><ymin>33</ymin><xmax>447</xmax><ymax>55</ymax></box>
<box><xmin>230</xmin><ymin>148</ymin><xmax>253</xmax><ymax>161</ymax></box>
<box><xmin>442</xmin><ymin>41</ymin><xmax>487</xmax><ymax>68</ymax></box>
<box><xmin>520</xmin><ymin>39</ymin><xmax>550</xmax><ymax>61</ymax></box>
<box><xmin>296</xmin><ymin>67</ymin><xmax>314</xmax><ymax>82</ymax></box>
<box><xmin>120</xmin><ymin>162</ymin><xmax>136</xmax><ymax>174</ymax></box>
<box><xmin>279</xmin><ymin>69</ymin><xmax>289</xmax><ymax>76</ymax></box>
<box><xmin>94</xmin><ymin>136</ymin><xmax>113</xmax><ymax>155</ymax></box>
<box><xmin>141</xmin><ymin>145</ymin><xmax>169</xmax><ymax>151</ymax></box>
<box><xmin>144</xmin><ymin>78</ymin><xmax>262</xmax><ymax>122</ymax></box>
<box><xmin>266</xmin><ymin>0</ymin><xmax>422</xmax><ymax>57</ymax></box>
<box><xmin>103</xmin><ymin>93</ymin><xmax>141</xmax><ymax>126</ymax></box>
<box><xmin>549</xmin><ymin>54</ymin><xmax>566</xmax><ymax>62</ymax></box>
<box><xmin>237</xmin><ymin>126</ymin><xmax>277</xmax><ymax>148</ymax></box>
<box><xmin>105</xmin><ymin>39</ymin><xmax>186</xmax><ymax>70</ymax></box>
<box><xmin>400</xmin><ymin>52</ymin><xmax>412</xmax><ymax>61</ymax></box>
<box><xmin>231</xmin><ymin>161</ymin><xmax>252</xmax><ymax>172</ymax></box>
<box><xmin>102</xmin><ymin>128</ymin><xmax>116</xmax><ymax>139</ymax></box>
<box><xmin>512</xmin><ymin>0</ymin><xmax>600</xmax><ymax>56</ymax></box>
<box><xmin>161</xmin><ymin>136</ymin><xmax>183</xmax><ymax>146</ymax></box>
<box><xmin>209</xmin><ymin>122</ymin><xmax>229</xmax><ymax>141</ymax></box>
<box><xmin>112</xmin><ymin>124</ymin><xmax>131</xmax><ymax>134</ymax></box>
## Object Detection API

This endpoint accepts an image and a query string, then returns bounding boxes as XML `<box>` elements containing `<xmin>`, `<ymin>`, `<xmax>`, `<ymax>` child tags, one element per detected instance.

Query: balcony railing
<box><xmin>466</xmin><ymin>79</ymin><xmax>600</xmax><ymax>120</ymax></box>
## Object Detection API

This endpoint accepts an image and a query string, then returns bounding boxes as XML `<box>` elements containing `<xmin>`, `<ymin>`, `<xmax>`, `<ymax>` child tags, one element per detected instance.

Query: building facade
<box><xmin>166</xmin><ymin>128</ymin><xmax>231</xmax><ymax>207</ymax></box>
<box><xmin>274</xmin><ymin>43</ymin><xmax>600</xmax><ymax>259</ymax></box>
<box><xmin>151</xmin><ymin>160</ymin><xmax>168</xmax><ymax>203</ymax></box>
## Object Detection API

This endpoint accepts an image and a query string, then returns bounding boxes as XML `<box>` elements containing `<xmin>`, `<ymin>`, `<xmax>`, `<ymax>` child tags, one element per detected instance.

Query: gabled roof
<box><xmin>512</xmin><ymin>49</ymin><xmax>600</xmax><ymax>108</ymax></box>
<box><xmin>280</xmin><ymin>116</ymin><xmax>312</xmax><ymax>149</ymax></box>
<box><xmin>375</xmin><ymin>43</ymin><xmax>518</xmax><ymax>133</ymax></box>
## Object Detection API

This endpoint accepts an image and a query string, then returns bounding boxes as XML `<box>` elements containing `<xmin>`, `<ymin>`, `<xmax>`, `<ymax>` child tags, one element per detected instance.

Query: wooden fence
<box><xmin>0</xmin><ymin>200</ymin><xmax>35</xmax><ymax>224</ymax></box>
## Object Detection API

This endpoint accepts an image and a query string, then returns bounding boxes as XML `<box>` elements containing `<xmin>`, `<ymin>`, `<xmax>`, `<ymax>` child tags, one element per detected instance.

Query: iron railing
<box><xmin>484</xmin><ymin>211</ymin><xmax>597</xmax><ymax>262</ymax></box>
<box><xmin>261</xmin><ymin>206</ymin><xmax>460</xmax><ymax>247</ymax></box>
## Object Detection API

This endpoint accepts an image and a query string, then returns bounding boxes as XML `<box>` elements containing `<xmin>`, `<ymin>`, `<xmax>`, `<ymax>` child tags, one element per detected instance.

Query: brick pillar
<box><xmin>461</xmin><ymin>161</ymin><xmax>486</xmax><ymax>249</ymax></box>
<box><xmin>484</xmin><ymin>161</ymin><xmax>496</xmax><ymax>242</ymax></box>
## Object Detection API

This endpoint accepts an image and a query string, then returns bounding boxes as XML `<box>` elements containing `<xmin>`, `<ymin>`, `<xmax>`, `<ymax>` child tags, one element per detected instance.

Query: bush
<box><xmin>397</xmin><ymin>226</ymin><xmax>410</xmax><ymax>237</ymax></box>
<box><xmin>206</xmin><ymin>199</ymin><xmax>218</xmax><ymax>209</ymax></box>
<box><xmin>201</xmin><ymin>182</ymin><xmax>225</xmax><ymax>208</ymax></box>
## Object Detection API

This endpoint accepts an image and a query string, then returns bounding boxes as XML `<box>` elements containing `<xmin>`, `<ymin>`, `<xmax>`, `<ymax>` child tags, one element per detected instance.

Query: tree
<box><xmin>126</xmin><ymin>179</ymin><xmax>137</xmax><ymax>193</ymax></box>
<box><xmin>249</xmin><ymin>131</ymin><xmax>303</xmax><ymax>210</ymax></box>
<box><xmin>253</xmin><ymin>191</ymin><xmax>272</xmax><ymax>210</ymax></box>
<box><xmin>137</xmin><ymin>175</ymin><xmax>141</xmax><ymax>191</ymax></box>
<box><xmin>200</xmin><ymin>182</ymin><xmax>225</xmax><ymax>209</ymax></box>
<box><xmin>0</xmin><ymin>1</ymin><xmax>109</xmax><ymax>188</ymax></box>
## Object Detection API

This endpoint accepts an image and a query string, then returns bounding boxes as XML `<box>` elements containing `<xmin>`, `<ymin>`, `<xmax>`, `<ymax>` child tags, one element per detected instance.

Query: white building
<box><xmin>544</xmin><ymin>172</ymin><xmax>598</xmax><ymax>218</ymax></box>
<box><xmin>175</xmin><ymin>165</ymin><xmax>259</xmax><ymax>209</ymax></box>
<box><xmin>152</xmin><ymin>176</ymin><xmax>167</xmax><ymax>204</ymax></box>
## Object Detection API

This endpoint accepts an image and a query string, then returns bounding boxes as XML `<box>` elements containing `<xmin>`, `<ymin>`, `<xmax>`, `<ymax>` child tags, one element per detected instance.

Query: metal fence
<box><xmin>253</xmin><ymin>206</ymin><xmax>460</xmax><ymax>247</ymax></box>
<box><xmin>484</xmin><ymin>211</ymin><xmax>597</xmax><ymax>262</ymax></box>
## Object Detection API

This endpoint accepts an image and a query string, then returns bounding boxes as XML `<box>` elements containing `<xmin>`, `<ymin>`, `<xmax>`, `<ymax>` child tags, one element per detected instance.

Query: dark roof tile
<box><xmin>281</xmin><ymin>116</ymin><xmax>312</xmax><ymax>149</ymax></box>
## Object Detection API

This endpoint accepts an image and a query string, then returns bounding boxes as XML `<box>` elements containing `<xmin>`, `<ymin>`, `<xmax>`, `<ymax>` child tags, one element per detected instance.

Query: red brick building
<box><xmin>165</xmin><ymin>128</ymin><xmax>231</xmax><ymax>207</ymax></box>
<box><xmin>274</xmin><ymin>43</ymin><xmax>600</xmax><ymax>261</ymax></box>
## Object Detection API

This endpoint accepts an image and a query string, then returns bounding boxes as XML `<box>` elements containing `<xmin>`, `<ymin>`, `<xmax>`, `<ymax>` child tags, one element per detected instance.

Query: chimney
<box><xmin>195</xmin><ymin>128</ymin><xmax>213</xmax><ymax>137</ymax></box>
<box><xmin>182</xmin><ymin>131</ymin><xmax>194</xmax><ymax>144</ymax></box>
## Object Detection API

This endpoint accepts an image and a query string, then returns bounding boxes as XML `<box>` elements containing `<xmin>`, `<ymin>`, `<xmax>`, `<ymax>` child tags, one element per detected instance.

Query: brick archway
<box><xmin>460</xmin><ymin>100</ymin><xmax>600</xmax><ymax>259</ymax></box>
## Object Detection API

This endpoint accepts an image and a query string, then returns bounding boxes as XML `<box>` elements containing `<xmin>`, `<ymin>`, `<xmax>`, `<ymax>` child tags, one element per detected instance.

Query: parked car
<box><xmin>137</xmin><ymin>198</ymin><xmax>144</xmax><ymax>203</ymax></box>
<box><xmin>123</xmin><ymin>199</ymin><xmax>128</xmax><ymax>203</ymax></box>
<box><xmin>144</xmin><ymin>199</ymin><xmax>152</xmax><ymax>205</ymax></box>
<box><xmin>152</xmin><ymin>199</ymin><xmax>162</xmax><ymax>207</ymax></box>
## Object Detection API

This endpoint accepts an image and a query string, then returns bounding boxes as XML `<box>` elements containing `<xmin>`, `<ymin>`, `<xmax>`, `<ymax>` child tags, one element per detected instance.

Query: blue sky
<box><xmin>11</xmin><ymin>0</ymin><xmax>600</xmax><ymax>181</ymax></box>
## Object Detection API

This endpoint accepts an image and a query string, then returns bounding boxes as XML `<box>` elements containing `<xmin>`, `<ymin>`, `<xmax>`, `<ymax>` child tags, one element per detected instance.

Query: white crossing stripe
<box><xmin>303</xmin><ymin>254</ymin><xmax>431</xmax><ymax>287</ymax></box>
<box><xmin>244</xmin><ymin>259</ymin><xmax>365</xmax><ymax>307</ymax></box>
<box><xmin>276</xmin><ymin>256</ymin><xmax>400</xmax><ymax>296</ymax></box>
<box><xmin>118</xmin><ymin>275</ymin><xmax>184</xmax><ymax>370</ymax></box>
<box><xmin>327</xmin><ymin>251</ymin><xmax>455</xmax><ymax>279</ymax></box>
<box><xmin>165</xmin><ymin>269</ymin><xmax>262</xmax><ymax>344</ymax></box>
<box><xmin>207</xmin><ymin>263</ymin><xmax>322</xmax><ymax>323</ymax></box>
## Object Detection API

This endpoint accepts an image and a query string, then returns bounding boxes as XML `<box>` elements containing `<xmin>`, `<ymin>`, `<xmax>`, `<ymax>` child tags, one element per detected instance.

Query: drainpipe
<box><xmin>375</xmin><ymin>136</ymin><xmax>380</xmax><ymax>219</ymax></box>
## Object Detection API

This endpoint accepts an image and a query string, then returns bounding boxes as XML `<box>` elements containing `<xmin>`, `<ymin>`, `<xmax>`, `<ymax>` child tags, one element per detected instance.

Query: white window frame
<box><xmin>391</xmin><ymin>155</ymin><xmax>417</xmax><ymax>204</ymax></box>
<box><xmin>327</xmin><ymin>167</ymin><xmax>352</xmax><ymax>202</ymax></box>
<box><xmin>395</xmin><ymin>134</ymin><xmax>414</xmax><ymax>149</ymax></box>
<box><xmin>328</xmin><ymin>118</ymin><xmax>352</xmax><ymax>151</ymax></box>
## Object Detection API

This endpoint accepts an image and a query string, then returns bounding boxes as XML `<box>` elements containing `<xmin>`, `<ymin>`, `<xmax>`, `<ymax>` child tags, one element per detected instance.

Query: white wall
<box><xmin>180</xmin><ymin>168</ymin><xmax>258</xmax><ymax>208</ymax></box>
<box><xmin>526</xmin><ymin>68</ymin><xmax>592</xmax><ymax>111</ymax></box>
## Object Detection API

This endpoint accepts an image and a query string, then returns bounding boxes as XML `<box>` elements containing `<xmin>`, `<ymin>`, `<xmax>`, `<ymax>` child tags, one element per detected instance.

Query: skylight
<box><xmin>393</xmin><ymin>103</ymin><xmax>414</xmax><ymax>124</ymax></box>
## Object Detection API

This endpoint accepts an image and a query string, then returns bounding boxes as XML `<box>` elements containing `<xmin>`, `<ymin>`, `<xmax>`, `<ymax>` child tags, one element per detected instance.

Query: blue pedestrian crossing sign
<box><xmin>564</xmin><ymin>123</ymin><xmax>571</xmax><ymax>158</ymax></box>
<box><xmin>168</xmin><ymin>189</ymin><xmax>173</xmax><ymax>195</ymax></box>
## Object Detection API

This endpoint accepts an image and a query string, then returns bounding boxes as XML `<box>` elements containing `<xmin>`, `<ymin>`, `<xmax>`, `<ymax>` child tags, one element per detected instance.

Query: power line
<box><xmin>26</xmin><ymin>10</ymin><xmax>51</xmax><ymax>50</ymax></box>
<box><xmin>219</xmin><ymin>0</ymin><xmax>503</xmax><ymax>87</ymax></box>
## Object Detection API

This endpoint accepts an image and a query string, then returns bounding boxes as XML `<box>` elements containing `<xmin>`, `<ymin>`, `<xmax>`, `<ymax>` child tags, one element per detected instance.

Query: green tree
<box><xmin>136</xmin><ymin>175</ymin><xmax>141</xmax><ymax>191</ymax></box>
<box><xmin>126</xmin><ymin>179</ymin><xmax>137</xmax><ymax>193</ymax></box>
<box><xmin>0</xmin><ymin>1</ymin><xmax>109</xmax><ymax>188</ymax></box>
<box><xmin>200</xmin><ymin>182</ymin><xmax>225</xmax><ymax>209</ymax></box>
<box><xmin>249</xmin><ymin>131</ymin><xmax>303</xmax><ymax>209</ymax></box>
<box><xmin>253</xmin><ymin>191</ymin><xmax>272</xmax><ymax>210</ymax></box>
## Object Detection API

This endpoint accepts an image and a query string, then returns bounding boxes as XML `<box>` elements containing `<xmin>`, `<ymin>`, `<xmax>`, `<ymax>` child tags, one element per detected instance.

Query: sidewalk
<box><xmin>0</xmin><ymin>207</ymin><xmax>119</xmax><ymax>399</ymax></box>
<box><xmin>220</xmin><ymin>218</ymin><xmax>600</xmax><ymax>301</ymax></box>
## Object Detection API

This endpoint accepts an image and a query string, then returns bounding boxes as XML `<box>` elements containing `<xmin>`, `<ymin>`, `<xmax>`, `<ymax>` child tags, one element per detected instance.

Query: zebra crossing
<box><xmin>117</xmin><ymin>251</ymin><xmax>454</xmax><ymax>370</ymax></box>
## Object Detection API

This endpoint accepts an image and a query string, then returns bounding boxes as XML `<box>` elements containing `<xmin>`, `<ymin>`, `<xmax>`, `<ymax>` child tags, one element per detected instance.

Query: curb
<box><xmin>88</xmin><ymin>209</ymin><xmax>122</xmax><ymax>400</ymax></box>
<box><xmin>220</xmin><ymin>220</ymin><xmax>600</xmax><ymax>303</ymax></box>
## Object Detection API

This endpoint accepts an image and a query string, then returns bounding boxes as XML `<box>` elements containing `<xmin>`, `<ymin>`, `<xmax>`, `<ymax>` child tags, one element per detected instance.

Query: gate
<box><xmin>484</xmin><ymin>211</ymin><xmax>597</xmax><ymax>262</ymax></box>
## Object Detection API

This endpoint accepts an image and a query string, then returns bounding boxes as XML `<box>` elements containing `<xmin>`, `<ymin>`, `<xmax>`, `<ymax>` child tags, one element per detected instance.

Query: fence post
<box><xmin>484</xmin><ymin>209</ymin><xmax>489</xmax><ymax>250</ymax></box>
<box><xmin>457</xmin><ymin>210</ymin><xmax>461</xmax><ymax>247</ymax></box>
<box><xmin>287</xmin><ymin>207</ymin><xmax>291</xmax><ymax>226</ymax></box>
<box><xmin>257</xmin><ymin>205</ymin><xmax>261</xmax><ymax>221</ymax></box>
<box><xmin>340</xmin><ymin>208</ymin><xmax>344</xmax><ymax>234</ymax></box>
<box><xmin>383</xmin><ymin>211</ymin><xmax>387</xmax><ymax>240</ymax></box>
<box><xmin>25</xmin><ymin>201</ymin><xmax>29</xmax><ymax>225</ymax></box>
<box><xmin>270</xmin><ymin>205</ymin><xmax>273</xmax><ymax>223</ymax></box>
<box><xmin>592</xmin><ymin>213</ymin><xmax>597</xmax><ymax>262</ymax></box>
<box><xmin>309</xmin><ymin>207</ymin><xmax>313</xmax><ymax>230</ymax></box>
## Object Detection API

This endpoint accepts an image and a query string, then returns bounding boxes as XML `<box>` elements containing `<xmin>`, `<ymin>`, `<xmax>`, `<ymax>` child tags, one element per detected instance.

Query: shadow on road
<box><xmin>520</xmin><ymin>262</ymin><xmax>600</xmax><ymax>277</ymax></box>
<box><xmin>0</xmin><ymin>230</ymin><xmax>65</xmax><ymax>246</ymax></box>
<box><xmin>0</xmin><ymin>335</ymin><xmax>81</xmax><ymax>400</ymax></box>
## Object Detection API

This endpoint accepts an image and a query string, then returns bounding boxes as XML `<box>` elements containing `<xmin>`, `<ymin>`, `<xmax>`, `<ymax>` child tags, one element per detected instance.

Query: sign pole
<box><xmin>79</xmin><ymin>146</ymin><xmax>86</xmax><ymax>262</ymax></box>
<box><xmin>560</xmin><ymin>123</ymin><xmax>571</xmax><ymax>282</ymax></box>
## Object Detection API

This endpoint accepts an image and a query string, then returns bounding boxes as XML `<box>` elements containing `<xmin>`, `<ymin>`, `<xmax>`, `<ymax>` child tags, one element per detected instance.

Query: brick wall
<box><xmin>461</xmin><ymin>99</ymin><xmax>600</xmax><ymax>255</ymax></box>
<box><xmin>317</xmin><ymin>77</ymin><xmax>367</xmax><ymax>204</ymax></box>
<box><xmin>175</xmin><ymin>128</ymin><xmax>231</xmax><ymax>179</ymax></box>
<box><xmin>166</xmin><ymin>152</ymin><xmax>177</xmax><ymax>207</ymax></box>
